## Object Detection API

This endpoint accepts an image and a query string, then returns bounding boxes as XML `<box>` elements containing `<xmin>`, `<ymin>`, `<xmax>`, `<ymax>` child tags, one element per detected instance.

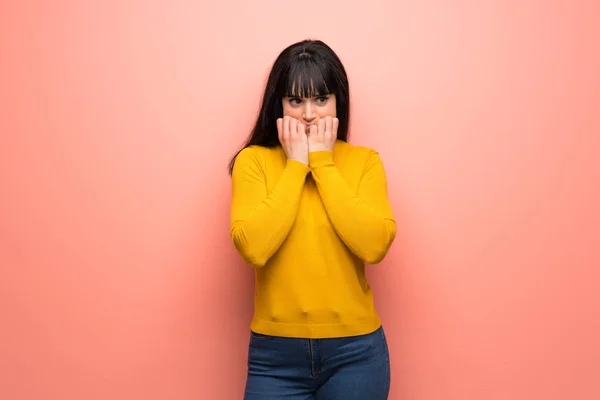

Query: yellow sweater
<box><xmin>230</xmin><ymin>140</ymin><xmax>396</xmax><ymax>338</ymax></box>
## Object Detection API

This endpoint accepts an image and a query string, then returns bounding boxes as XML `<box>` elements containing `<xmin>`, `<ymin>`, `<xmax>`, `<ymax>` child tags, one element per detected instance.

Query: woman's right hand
<box><xmin>277</xmin><ymin>116</ymin><xmax>309</xmax><ymax>166</ymax></box>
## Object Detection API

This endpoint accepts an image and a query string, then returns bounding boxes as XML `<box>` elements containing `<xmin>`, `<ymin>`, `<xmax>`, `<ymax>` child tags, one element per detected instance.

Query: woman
<box><xmin>229</xmin><ymin>39</ymin><xmax>396</xmax><ymax>400</ymax></box>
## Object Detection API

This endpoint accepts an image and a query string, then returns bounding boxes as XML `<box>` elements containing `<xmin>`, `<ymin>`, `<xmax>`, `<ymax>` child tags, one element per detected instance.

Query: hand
<box><xmin>308</xmin><ymin>116</ymin><xmax>338</xmax><ymax>153</ymax></box>
<box><xmin>277</xmin><ymin>116</ymin><xmax>309</xmax><ymax>165</ymax></box>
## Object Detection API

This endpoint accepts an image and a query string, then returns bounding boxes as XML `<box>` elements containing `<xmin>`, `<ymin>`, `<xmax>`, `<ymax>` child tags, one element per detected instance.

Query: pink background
<box><xmin>1</xmin><ymin>1</ymin><xmax>599</xmax><ymax>399</ymax></box>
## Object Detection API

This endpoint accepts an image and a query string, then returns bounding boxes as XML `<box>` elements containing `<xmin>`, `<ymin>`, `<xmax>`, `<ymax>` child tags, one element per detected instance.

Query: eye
<box><xmin>316</xmin><ymin>96</ymin><xmax>329</xmax><ymax>104</ymax></box>
<box><xmin>289</xmin><ymin>97</ymin><xmax>302</xmax><ymax>105</ymax></box>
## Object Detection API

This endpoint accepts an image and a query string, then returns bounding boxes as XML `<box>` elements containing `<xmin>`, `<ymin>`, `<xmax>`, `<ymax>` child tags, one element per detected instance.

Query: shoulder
<box><xmin>232</xmin><ymin>145</ymin><xmax>284</xmax><ymax>173</ymax></box>
<box><xmin>335</xmin><ymin>140</ymin><xmax>377</xmax><ymax>155</ymax></box>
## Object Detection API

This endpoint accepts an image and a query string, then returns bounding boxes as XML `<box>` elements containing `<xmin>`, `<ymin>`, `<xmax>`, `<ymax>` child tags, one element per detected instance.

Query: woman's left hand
<box><xmin>308</xmin><ymin>116</ymin><xmax>338</xmax><ymax>153</ymax></box>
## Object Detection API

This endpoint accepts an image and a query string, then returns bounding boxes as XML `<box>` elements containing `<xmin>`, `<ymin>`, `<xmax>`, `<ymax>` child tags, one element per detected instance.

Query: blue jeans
<box><xmin>243</xmin><ymin>325</ymin><xmax>391</xmax><ymax>399</ymax></box>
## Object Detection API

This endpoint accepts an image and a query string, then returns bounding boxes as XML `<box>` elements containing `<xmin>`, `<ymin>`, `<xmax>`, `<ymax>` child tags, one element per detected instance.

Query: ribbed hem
<box><xmin>249</xmin><ymin>314</ymin><xmax>382</xmax><ymax>339</ymax></box>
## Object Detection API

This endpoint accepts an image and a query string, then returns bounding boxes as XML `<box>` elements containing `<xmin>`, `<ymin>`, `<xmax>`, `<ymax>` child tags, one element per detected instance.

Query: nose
<box><xmin>303</xmin><ymin>102</ymin><xmax>316</xmax><ymax>123</ymax></box>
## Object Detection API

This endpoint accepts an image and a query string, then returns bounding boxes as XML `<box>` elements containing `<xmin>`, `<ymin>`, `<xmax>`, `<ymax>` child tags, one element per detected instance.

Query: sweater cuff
<box><xmin>286</xmin><ymin>159</ymin><xmax>311</xmax><ymax>176</ymax></box>
<box><xmin>308</xmin><ymin>151</ymin><xmax>334</xmax><ymax>168</ymax></box>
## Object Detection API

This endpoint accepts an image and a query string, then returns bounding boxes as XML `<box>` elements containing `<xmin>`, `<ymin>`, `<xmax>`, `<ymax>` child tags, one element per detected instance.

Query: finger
<box><xmin>310</xmin><ymin>124</ymin><xmax>317</xmax><ymax>139</ymax></box>
<box><xmin>277</xmin><ymin>118</ymin><xmax>283</xmax><ymax>143</ymax></box>
<box><xmin>290</xmin><ymin>118</ymin><xmax>298</xmax><ymax>140</ymax></box>
<box><xmin>283</xmin><ymin>116</ymin><xmax>290</xmax><ymax>143</ymax></box>
<box><xmin>333</xmin><ymin>118</ymin><xmax>339</xmax><ymax>137</ymax></box>
<box><xmin>324</xmin><ymin>116</ymin><xmax>333</xmax><ymax>142</ymax></box>
<box><xmin>296</xmin><ymin>120</ymin><xmax>305</xmax><ymax>136</ymax></box>
<box><xmin>318</xmin><ymin>119</ymin><xmax>326</xmax><ymax>139</ymax></box>
<box><xmin>325</xmin><ymin>116</ymin><xmax>332</xmax><ymax>136</ymax></box>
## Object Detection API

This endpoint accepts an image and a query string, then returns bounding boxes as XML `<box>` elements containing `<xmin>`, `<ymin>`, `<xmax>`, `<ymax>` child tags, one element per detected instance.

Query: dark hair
<box><xmin>228</xmin><ymin>39</ymin><xmax>350</xmax><ymax>175</ymax></box>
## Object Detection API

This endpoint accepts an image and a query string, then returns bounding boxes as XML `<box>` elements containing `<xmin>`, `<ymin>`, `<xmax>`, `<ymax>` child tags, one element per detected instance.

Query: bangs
<box><xmin>283</xmin><ymin>57</ymin><xmax>335</xmax><ymax>98</ymax></box>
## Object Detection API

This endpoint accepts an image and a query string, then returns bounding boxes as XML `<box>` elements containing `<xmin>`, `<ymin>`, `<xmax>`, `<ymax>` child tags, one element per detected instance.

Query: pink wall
<box><xmin>1</xmin><ymin>1</ymin><xmax>599</xmax><ymax>399</ymax></box>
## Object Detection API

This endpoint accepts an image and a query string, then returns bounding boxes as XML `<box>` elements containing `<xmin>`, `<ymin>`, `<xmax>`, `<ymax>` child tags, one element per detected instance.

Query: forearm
<box><xmin>309</xmin><ymin>151</ymin><xmax>396</xmax><ymax>263</ymax></box>
<box><xmin>230</xmin><ymin>159</ymin><xmax>309</xmax><ymax>268</ymax></box>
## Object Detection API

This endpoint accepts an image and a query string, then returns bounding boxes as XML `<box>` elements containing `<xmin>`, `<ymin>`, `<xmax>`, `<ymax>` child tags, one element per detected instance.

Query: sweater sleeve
<box><xmin>230</xmin><ymin>147</ymin><xmax>310</xmax><ymax>268</ymax></box>
<box><xmin>309</xmin><ymin>150</ymin><xmax>396</xmax><ymax>264</ymax></box>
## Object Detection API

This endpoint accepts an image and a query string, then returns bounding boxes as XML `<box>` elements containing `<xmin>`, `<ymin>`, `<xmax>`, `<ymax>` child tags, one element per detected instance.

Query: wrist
<box><xmin>288</xmin><ymin>157</ymin><xmax>309</xmax><ymax>166</ymax></box>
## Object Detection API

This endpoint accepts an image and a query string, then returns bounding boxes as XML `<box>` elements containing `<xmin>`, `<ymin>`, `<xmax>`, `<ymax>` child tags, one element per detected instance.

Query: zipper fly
<box><xmin>308</xmin><ymin>339</ymin><xmax>315</xmax><ymax>376</ymax></box>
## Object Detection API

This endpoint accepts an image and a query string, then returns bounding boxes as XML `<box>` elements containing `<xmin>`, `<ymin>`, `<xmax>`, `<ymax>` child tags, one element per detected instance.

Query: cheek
<box><xmin>318</xmin><ymin>104</ymin><xmax>337</xmax><ymax>118</ymax></box>
<box><xmin>330</xmin><ymin>101</ymin><xmax>337</xmax><ymax>117</ymax></box>
<box><xmin>282</xmin><ymin>104</ymin><xmax>302</xmax><ymax>118</ymax></box>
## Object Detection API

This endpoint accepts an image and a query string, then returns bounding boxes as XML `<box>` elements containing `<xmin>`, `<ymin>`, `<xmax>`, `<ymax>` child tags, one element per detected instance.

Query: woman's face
<box><xmin>282</xmin><ymin>94</ymin><xmax>337</xmax><ymax>130</ymax></box>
